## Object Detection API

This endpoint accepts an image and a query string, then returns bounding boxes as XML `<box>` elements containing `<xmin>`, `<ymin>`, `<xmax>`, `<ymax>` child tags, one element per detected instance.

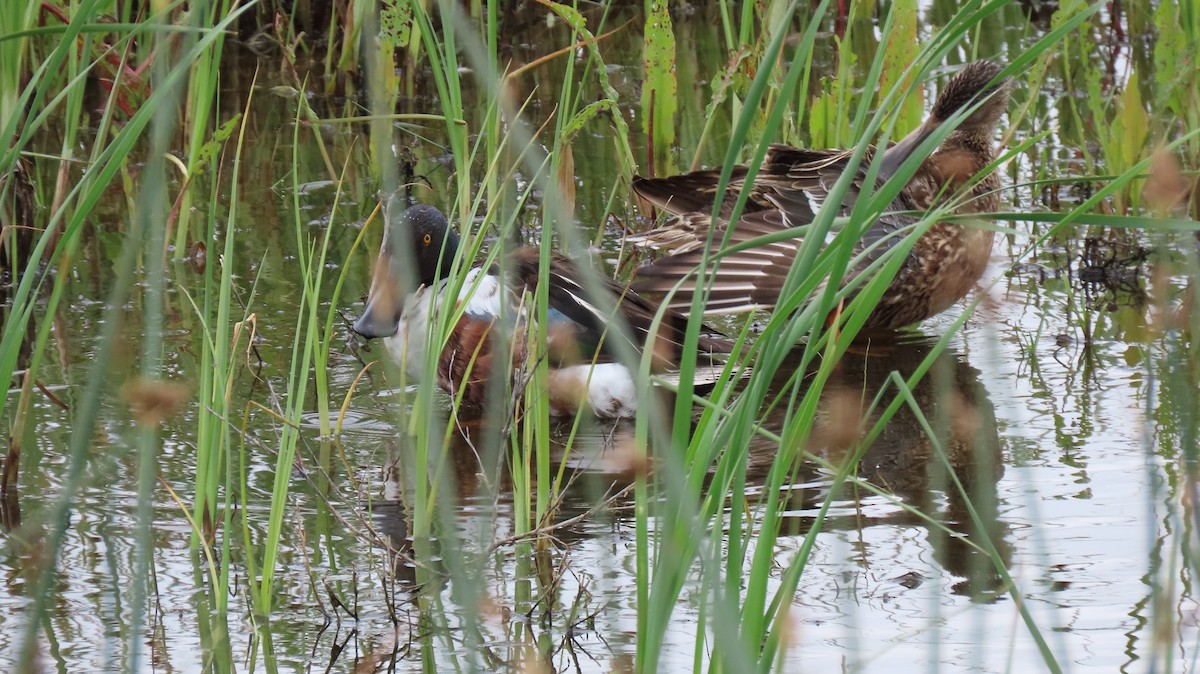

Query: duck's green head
<box><xmin>352</xmin><ymin>203</ymin><xmax>459</xmax><ymax>339</ymax></box>
<box><xmin>404</xmin><ymin>204</ymin><xmax>460</xmax><ymax>287</ymax></box>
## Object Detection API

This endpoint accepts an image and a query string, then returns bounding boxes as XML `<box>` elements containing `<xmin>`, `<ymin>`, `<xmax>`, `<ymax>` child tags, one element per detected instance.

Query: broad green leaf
<box><xmin>380</xmin><ymin>0</ymin><xmax>413</xmax><ymax>50</ymax></box>
<box><xmin>642</xmin><ymin>1</ymin><xmax>677</xmax><ymax>167</ymax></box>
<box><xmin>878</xmin><ymin>0</ymin><xmax>922</xmax><ymax>135</ymax></box>
<box><xmin>1116</xmin><ymin>67</ymin><xmax>1148</xmax><ymax>175</ymax></box>
<box><xmin>1153</xmin><ymin>0</ymin><xmax>1186</xmax><ymax>114</ymax></box>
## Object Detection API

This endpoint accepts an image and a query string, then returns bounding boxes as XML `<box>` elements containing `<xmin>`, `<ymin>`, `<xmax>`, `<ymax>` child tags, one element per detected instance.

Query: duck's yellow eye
<box><xmin>423</xmin><ymin>233</ymin><xmax>432</xmax><ymax>245</ymax></box>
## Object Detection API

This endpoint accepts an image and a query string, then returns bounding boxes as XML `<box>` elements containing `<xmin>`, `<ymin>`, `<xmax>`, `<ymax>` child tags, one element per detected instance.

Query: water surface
<box><xmin>1</xmin><ymin>3</ymin><xmax>1195</xmax><ymax>673</ymax></box>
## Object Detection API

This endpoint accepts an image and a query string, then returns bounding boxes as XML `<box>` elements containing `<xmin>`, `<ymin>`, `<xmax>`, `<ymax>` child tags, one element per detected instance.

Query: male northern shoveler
<box><xmin>630</xmin><ymin>60</ymin><xmax>1011</xmax><ymax>332</ymax></box>
<box><xmin>352</xmin><ymin>204</ymin><xmax>728</xmax><ymax>418</ymax></box>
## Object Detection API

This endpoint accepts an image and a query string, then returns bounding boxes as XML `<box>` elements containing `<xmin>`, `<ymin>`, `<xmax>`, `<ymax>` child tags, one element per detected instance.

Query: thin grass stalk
<box><xmin>0</xmin><ymin>3</ymin><xmax>34</xmax><ymax>139</ymax></box>
<box><xmin>483</xmin><ymin>1</ymin><xmax>499</xmax><ymax>208</ymax></box>
<box><xmin>455</xmin><ymin>122</ymin><xmax>553</xmax><ymax>674</ymax></box>
<box><xmin>256</xmin><ymin>239</ymin><xmax>320</xmax><ymax>612</ymax></box>
<box><xmin>336</xmin><ymin>0</ymin><xmax>372</xmax><ymax>87</ymax></box>
<box><xmin>433</xmin><ymin>1</ymin><xmax>472</xmax><ymax>217</ymax></box>
<box><xmin>11</xmin><ymin>8</ymin><xmax>251</xmax><ymax>668</ymax></box>
<box><xmin>322</xmin><ymin>190</ymin><xmax>378</xmax><ymax>439</ymax></box>
<box><xmin>255</xmin><ymin>97</ymin><xmax>332</xmax><ymax>610</ymax></box>
<box><xmin>14</xmin><ymin>120</ymin><xmax>153</xmax><ymax>674</ymax></box>
<box><xmin>192</xmin><ymin>92</ymin><xmax>265</xmax><ymax>547</ymax></box>
<box><xmin>629</xmin><ymin>3</ymin><xmax>816</xmax><ymax>671</ymax></box>
<box><xmin>196</xmin><ymin>77</ymin><xmax>262</xmax><ymax>612</ymax></box>
<box><xmin>409</xmin><ymin>3</ymin><xmax>550</xmax><ymax>532</ymax></box>
<box><xmin>167</xmin><ymin>477</ymin><xmax>235</xmax><ymax>672</ymax></box>
<box><xmin>697</xmin><ymin>2</ymin><xmax>827</xmax><ymax>659</ymax></box>
<box><xmin>462</xmin><ymin>103</ymin><xmax>546</xmax><ymax>555</ymax></box>
<box><xmin>297</xmin><ymin>130</ymin><xmax>356</xmax><ymax>440</ymax></box>
<box><xmin>737</xmin><ymin>0</ymin><xmax>756</xmax><ymax>47</ymax></box>
<box><xmin>394</xmin><ymin>4</ymin><xmax>505</xmax><ymax>660</ymax></box>
<box><xmin>0</xmin><ymin>2</ymin><xmax>254</xmax><ymax>429</ymax></box>
<box><xmin>708</xmin><ymin>4</ymin><xmax>836</xmax><ymax>667</ymax></box>
<box><xmin>191</xmin><ymin>166</ymin><xmax>224</xmax><ymax>540</ymax></box>
<box><xmin>407</xmin><ymin>0</ymin><xmax>458</xmax><ymax>550</ymax></box>
<box><xmin>527</xmin><ymin>239</ymin><xmax>551</xmax><ymax>536</ymax></box>
<box><xmin>529</xmin><ymin>8</ymin><xmax>595</xmax><ymax>538</ymax></box>
<box><xmin>525</xmin><ymin>102</ymin><xmax>576</xmax><ymax>547</ymax></box>
<box><xmin>126</xmin><ymin>14</ymin><xmax>179</xmax><ymax>672</ymax></box>
<box><xmin>236</xmin><ymin>345</ymin><xmax>263</xmax><ymax>616</ymax></box>
<box><xmin>714</xmin><ymin>0</ymin><xmax>733</xmax><ymax>50</ymax></box>
<box><xmin>172</xmin><ymin>0</ymin><xmax>233</xmax><ymax>255</ymax></box>
<box><xmin>0</xmin><ymin>0</ymin><xmax>34</xmax><ymax>284</ymax></box>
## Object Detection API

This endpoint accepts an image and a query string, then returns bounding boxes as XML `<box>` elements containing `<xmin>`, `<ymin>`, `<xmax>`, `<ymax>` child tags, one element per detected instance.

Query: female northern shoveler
<box><xmin>630</xmin><ymin>60</ymin><xmax>1011</xmax><ymax>332</ymax></box>
<box><xmin>352</xmin><ymin>204</ymin><xmax>728</xmax><ymax>418</ymax></box>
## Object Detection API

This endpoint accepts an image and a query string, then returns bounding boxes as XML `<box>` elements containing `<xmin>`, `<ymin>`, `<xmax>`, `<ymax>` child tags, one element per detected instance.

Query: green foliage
<box><xmin>543</xmin><ymin>1</ymin><xmax>636</xmax><ymax>185</ymax></box>
<box><xmin>809</xmin><ymin>65</ymin><xmax>853</xmax><ymax>148</ymax></box>
<box><xmin>642</xmin><ymin>0</ymin><xmax>677</xmax><ymax>172</ymax></box>
<box><xmin>1152</xmin><ymin>0</ymin><xmax>1200</xmax><ymax>215</ymax></box>
<box><xmin>878</xmin><ymin>0</ymin><xmax>923</xmax><ymax>135</ymax></box>
<box><xmin>1084</xmin><ymin>65</ymin><xmax>1148</xmax><ymax>212</ymax></box>
<box><xmin>3</xmin><ymin>1</ymin><xmax>1200</xmax><ymax>672</ymax></box>
<box><xmin>0</xmin><ymin>2</ymin><xmax>36</xmax><ymax>135</ymax></box>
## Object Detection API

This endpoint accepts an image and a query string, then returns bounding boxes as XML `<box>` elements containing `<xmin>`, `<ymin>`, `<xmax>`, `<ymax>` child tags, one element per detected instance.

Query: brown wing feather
<box><xmin>632</xmin><ymin>209</ymin><xmax>801</xmax><ymax>315</ymax></box>
<box><xmin>506</xmin><ymin>248</ymin><xmax>729</xmax><ymax>369</ymax></box>
<box><xmin>627</xmin><ymin>61</ymin><xmax>1008</xmax><ymax>330</ymax></box>
<box><xmin>632</xmin><ymin>168</ymin><xmax>765</xmax><ymax>218</ymax></box>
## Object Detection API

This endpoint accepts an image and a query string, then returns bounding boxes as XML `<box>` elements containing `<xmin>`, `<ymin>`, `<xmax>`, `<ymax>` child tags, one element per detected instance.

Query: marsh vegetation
<box><xmin>0</xmin><ymin>1</ymin><xmax>1198</xmax><ymax>672</ymax></box>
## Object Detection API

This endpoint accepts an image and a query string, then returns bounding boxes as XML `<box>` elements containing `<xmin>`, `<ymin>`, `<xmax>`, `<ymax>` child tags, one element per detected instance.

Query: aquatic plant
<box><xmin>0</xmin><ymin>1</ymin><xmax>1198</xmax><ymax>673</ymax></box>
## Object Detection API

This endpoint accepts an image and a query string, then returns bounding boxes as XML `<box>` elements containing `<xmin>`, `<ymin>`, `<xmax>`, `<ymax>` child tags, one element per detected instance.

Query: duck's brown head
<box><xmin>879</xmin><ymin>60</ymin><xmax>1010</xmax><ymax>179</ymax></box>
<box><xmin>930</xmin><ymin>60</ymin><xmax>1011</xmax><ymax>137</ymax></box>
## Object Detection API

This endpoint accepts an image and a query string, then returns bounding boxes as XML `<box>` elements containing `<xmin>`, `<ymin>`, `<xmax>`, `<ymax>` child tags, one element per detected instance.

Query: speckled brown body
<box><xmin>862</xmin><ymin>133</ymin><xmax>1002</xmax><ymax>330</ymax></box>
<box><xmin>631</xmin><ymin>61</ymin><xmax>1010</xmax><ymax>332</ymax></box>
<box><xmin>864</xmin><ymin>221</ymin><xmax>996</xmax><ymax>330</ymax></box>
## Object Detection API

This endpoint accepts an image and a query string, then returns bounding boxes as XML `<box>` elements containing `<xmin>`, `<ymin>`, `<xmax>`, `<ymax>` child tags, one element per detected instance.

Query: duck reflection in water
<box><xmin>372</xmin><ymin>413</ymin><xmax>638</xmax><ymax>588</ymax></box>
<box><xmin>763</xmin><ymin>335</ymin><xmax>1009</xmax><ymax>601</ymax></box>
<box><xmin>375</xmin><ymin>334</ymin><xmax>1007</xmax><ymax>600</ymax></box>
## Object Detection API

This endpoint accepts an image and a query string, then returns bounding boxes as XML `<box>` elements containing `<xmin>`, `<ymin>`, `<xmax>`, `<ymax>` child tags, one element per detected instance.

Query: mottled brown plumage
<box><xmin>630</xmin><ymin>61</ymin><xmax>1010</xmax><ymax>332</ymax></box>
<box><xmin>504</xmin><ymin>248</ymin><xmax>728</xmax><ymax>370</ymax></box>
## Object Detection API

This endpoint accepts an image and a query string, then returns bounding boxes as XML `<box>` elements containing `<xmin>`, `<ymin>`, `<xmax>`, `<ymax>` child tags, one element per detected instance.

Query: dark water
<box><xmin>1</xmin><ymin>2</ymin><xmax>1195</xmax><ymax>673</ymax></box>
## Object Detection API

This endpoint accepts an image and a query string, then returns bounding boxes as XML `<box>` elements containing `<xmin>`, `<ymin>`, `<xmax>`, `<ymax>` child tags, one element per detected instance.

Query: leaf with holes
<box><xmin>642</xmin><ymin>1</ymin><xmax>677</xmax><ymax>169</ymax></box>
